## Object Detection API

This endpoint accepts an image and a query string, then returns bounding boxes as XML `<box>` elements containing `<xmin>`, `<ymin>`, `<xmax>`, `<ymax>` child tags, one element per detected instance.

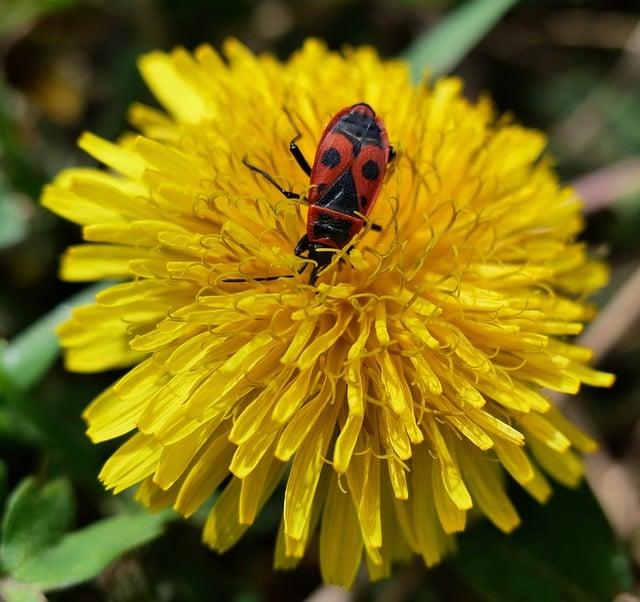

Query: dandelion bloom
<box><xmin>43</xmin><ymin>40</ymin><xmax>614</xmax><ymax>587</ymax></box>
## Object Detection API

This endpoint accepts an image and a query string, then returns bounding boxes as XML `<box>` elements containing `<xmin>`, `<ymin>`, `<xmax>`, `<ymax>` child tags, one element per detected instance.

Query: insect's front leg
<box><xmin>294</xmin><ymin>234</ymin><xmax>311</xmax><ymax>257</ymax></box>
<box><xmin>243</xmin><ymin>157</ymin><xmax>301</xmax><ymax>200</ymax></box>
<box><xmin>284</xmin><ymin>108</ymin><xmax>312</xmax><ymax>177</ymax></box>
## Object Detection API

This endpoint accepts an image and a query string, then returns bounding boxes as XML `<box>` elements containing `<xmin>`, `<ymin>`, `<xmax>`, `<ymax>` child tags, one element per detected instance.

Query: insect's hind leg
<box><xmin>242</xmin><ymin>157</ymin><xmax>300</xmax><ymax>200</ymax></box>
<box><xmin>283</xmin><ymin>108</ymin><xmax>312</xmax><ymax>177</ymax></box>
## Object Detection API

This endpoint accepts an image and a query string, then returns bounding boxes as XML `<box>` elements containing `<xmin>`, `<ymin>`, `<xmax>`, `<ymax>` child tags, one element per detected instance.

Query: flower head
<box><xmin>43</xmin><ymin>39</ymin><xmax>613</xmax><ymax>587</ymax></box>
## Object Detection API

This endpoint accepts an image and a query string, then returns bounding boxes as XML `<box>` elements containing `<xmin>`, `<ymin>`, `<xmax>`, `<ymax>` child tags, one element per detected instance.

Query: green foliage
<box><xmin>0</xmin><ymin>283</ymin><xmax>112</xmax><ymax>395</ymax></box>
<box><xmin>11</xmin><ymin>510</ymin><xmax>172</xmax><ymax>591</ymax></box>
<box><xmin>451</xmin><ymin>485</ymin><xmax>633</xmax><ymax>601</ymax></box>
<box><xmin>1</xmin><ymin>478</ymin><xmax>74</xmax><ymax>573</ymax></box>
<box><xmin>403</xmin><ymin>0</ymin><xmax>518</xmax><ymax>79</ymax></box>
<box><xmin>0</xmin><ymin>579</ymin><xmax>45</xmax><ymax>602</ymax></box>
<box><xmin>0</xmin><ymin>477</ymin><xmax>171</xmax><ymax>595</ymax></box>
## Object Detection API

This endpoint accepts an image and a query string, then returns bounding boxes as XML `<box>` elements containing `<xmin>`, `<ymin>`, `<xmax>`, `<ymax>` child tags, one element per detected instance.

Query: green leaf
<box><xmin>0</xmin><ymin>579</ymin><xmax>45</xmax><ymax>602</ymax></box>
<box><xmin>12</xmin><ymin>510</ymin><xmax>172</xmax><ymax>591</ymax></box>
<box><xmin>0</xmin><ymin>281</ymin><xmax>112</xmax><ymax>394</ymax></box>
<box><xmin>0</xmin><ymin>478</ymin><xmax>74</xmax><ymax>573</ymax></box>
<box><xmin>403</xmin><ymin>0</ymin><xmax>518</xmax><ymax>80</ymax></box>
<box><xmin>451</xmin><ymin>484</ymin><xmax>633</xmax><ymax>601</ymax></box>
<box><xmin>0</xmin><ymin>406</ymin><xmax>43</xmax><ymax>446</ymax></box>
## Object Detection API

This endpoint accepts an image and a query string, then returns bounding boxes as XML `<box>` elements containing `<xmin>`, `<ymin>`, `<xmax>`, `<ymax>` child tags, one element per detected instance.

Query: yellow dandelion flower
<box><xmin>43</xmin><ymin>39</ymin><xmax>614</xmax><ymax>588</ymax></box>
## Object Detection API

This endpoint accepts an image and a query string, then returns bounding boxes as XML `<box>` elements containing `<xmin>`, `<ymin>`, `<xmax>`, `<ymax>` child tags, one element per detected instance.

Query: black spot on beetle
<box><xmin>362</xmin><ymin>159</ymin><xmax>380</xmax><ymax>181</ymax></box>
<box><xmin>321</xmin><ymin>147</ymin><xmax>341</xmax><ymax>168</ymax></box>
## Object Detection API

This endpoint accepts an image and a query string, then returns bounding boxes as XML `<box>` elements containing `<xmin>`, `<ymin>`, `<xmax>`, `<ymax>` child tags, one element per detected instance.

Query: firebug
<box><xmin>231</xmin><ymin>102</ymin><xmax>394</xmax><ymax>284</ymax></box>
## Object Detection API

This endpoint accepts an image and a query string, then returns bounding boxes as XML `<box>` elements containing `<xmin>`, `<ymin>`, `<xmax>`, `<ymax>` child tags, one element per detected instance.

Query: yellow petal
<box><xmin>519</xmin><ymin>413</ymin><xmax>571</xmax><ymax>453</ymax></box>
<box><xmin>61</xmin><ymin>244</ymin><xmax>142</xmax><ymax>281</ymax></box>
<box><xmin>333</xmin><ymin>413</ymin><xmax>364</xmax><ymax>473</ymax></box>
<box><xmin>204</xmin><ymin>462</ymin><xmax>282</xmax><ymax>552</ymax></box>
<box><xmin>297</xmin><ymin>312</ymin><xmax>351</xmax><ymax>371</ymax></box>
<box><xmin>432</xmin><ymin>462</ymin><xmax>466</xmax><ymax>534</ymax></box>
<box><xmin>320</xmin><ymin>473</ymin><xmax>363</xmax><ymax>588</ymax></box>
<box><xmin>138</xmin><ymin>51</ymin><xmax>210</xmax><ymax>123</ymax></box>
<box><xmin>378</xmin><ymin>351</ymin><xmax>406</xmax><ymax>415</ymax></box>
<box><xmin>282</xmin><ymin>468</ymin><xmax>330</xmax><ymax>559</ymax></box>
<box><xmin>462</xmin><ymin>451</ymin><xmax>520</xmax><ymax>533</ymax></box>
<box><xmin>83</xmin><ymin>387</ymin><xmax>147</xmax><ymax>442</ymax></box>
<box><xmin>544</xmin><ymin>406</ymin><xmax>597</xmax><ymax>453</ymax></box>
<box><xmin>423</xmin><ymin>423</ymin><xmax>472</xmax><ymax>511</ymax></box>
<box><xmin>272</xmin><ymin>367</ymin><xmax>317</xmax><ymax>423</ymax></box>
<box><xmin>347</xmin><ymin>450</ymin><xmax>382</xmax><ymax>552</ymax></box>
<box><xmin>529</xmin><ymin>439</ymin><xmax>584</xmax><ymax>487</ymax></box>
<box><xmin>99</xmin><ymin>433</ymin><xmax>162</xmax><ymax>494</ymax></box>
<box><xmin>494</xmin><ymin>439</ymin><xmax>534</xmax><ymax>485</ymax></box>
<box><xmin>284</xmin><ymin>405</ymin><xmax>336</xmax><ymax>539</ymax></box>
<box><xmin>411</xmin><ymin>447</ymin><xmax>451</xmax><ymax>565</ymax></box>
<box><xmin>275</xmin><ymin>380</ymin><xmax>331</xmax><ymax>461</ymax></box>
<box><xmin>281</xmin><ymin>320</ymin><xmax>317</xmax><ymax>364</ymax></box>
<box><xmin>174</xmin><ymin>431</ymin><xmax>234</xmax><ymax>517</ymax></box>
<box><xmin>239</xmin><ymin>456</ymin><xmax>285</xmax><ymax>525</ymax></box>
<box><xmin>153</xmin><ymin>426</ymin><xmax>210</xmax><ymax>490</ymax></box>
<box><xmin>77</xmin><ymin>132</ymin><xmax>145</xmax><ymax>179</ymax></box>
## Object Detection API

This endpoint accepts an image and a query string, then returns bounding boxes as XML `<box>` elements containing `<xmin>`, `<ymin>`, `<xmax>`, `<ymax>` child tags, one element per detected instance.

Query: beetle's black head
<box><xmin>335</xmin><ymin>103</ymin><xmax>383</xmax><ymax>149</ymax></box>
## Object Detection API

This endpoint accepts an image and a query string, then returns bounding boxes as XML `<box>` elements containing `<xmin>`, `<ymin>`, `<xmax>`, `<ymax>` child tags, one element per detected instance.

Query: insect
<box><xmin>230</xmin><ymin>102</ymin><xmax>394</xmax><ymax>285</ymax></box>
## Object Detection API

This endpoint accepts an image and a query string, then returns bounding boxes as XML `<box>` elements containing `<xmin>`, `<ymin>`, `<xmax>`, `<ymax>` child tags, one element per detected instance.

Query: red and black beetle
<box><xmin>231</xmin><ymin>102</ymin><xmax>394</xmax><ymax>285</ymax></box>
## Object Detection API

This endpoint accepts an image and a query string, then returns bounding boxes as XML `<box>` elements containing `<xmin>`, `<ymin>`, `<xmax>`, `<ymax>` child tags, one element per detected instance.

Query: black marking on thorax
<box><xmin>334</xmin><ymin>112</ymin><xmax>383</xmax><ymax>156</ymax></box>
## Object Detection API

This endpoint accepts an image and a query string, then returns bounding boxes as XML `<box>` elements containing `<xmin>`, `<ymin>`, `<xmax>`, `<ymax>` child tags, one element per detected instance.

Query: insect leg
<box><xmin>243</xmin><ymin>157</ymin><xmax>300</xmax><ymax>200</ymax></box>
<box><xmin>290</xmin><ymin>140</ymin><xmax>312</xmax><ymax>177</ymax></box>
<box><xmin>223</xmin><ymin>235</ymin><xmax>312</xmax><ymax>285</ymax></box>
<box><xmin>295</xmin><ymin>235</ymin><xmax>320</xmax><ymax>284</ymax></box>
<box><xmin>308</xmin><ymin>263</ymin><xmax>321</xmax><ymax>286</ymax></box>
<box><xmin>294</xmin><ymin>233</ymin><xmax>311</xmax><ymax>257</ymax></box>
<box><xmin>296</xmin><ymin>237</ymin><xmax>336</xmax><ymax>285</ymax></box>
<box><xmin>283</xmin><ymin>108</ymin><xmax>312</xmax><ymax>176</ymax></box>
<box><xmin>223</xmin><ymin>274</ymin><xmax>290</xmax><ymax>283</ymax></box>
<box><xmin>223</xmin><ymin>262</ymin><xmax>307</xmax><ymax>283</ymax></box>
<box><xmin>308</xmin><ymin>252</ymin><xmax>335</xmax><ymax>285</ymax></box>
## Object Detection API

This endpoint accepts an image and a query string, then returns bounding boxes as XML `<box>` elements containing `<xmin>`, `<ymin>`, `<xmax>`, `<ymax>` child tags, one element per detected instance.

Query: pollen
<box><xmin>42</xmin><ymin>39</ymin><xmax>614</xmax><ymax>588</ymax></box>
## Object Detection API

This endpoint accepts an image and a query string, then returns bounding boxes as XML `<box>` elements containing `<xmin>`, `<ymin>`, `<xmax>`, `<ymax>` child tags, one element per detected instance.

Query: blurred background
<box><xmin>1</xmin><ymin>0</ymin><xmax>640</xmax><ymax>600</ymax></box>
